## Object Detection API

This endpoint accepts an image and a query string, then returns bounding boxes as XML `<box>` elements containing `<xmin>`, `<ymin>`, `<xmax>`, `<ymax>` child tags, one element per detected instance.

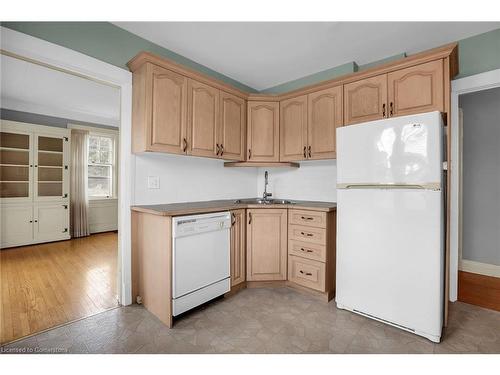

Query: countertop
<box><xmin>131</xmin><ymin>198</ymin><xmax>336</xmax><ymax>217</ymax></box>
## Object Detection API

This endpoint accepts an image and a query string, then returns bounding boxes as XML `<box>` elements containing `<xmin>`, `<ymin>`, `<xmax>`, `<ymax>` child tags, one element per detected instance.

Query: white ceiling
<box><xmin>1</xmin><ymin>54</ymin><xmax>120</xmax><ymax>127</ymax></box>
<box><xmin>114</xmin><ymin>22</ymin><xmax>500</xmax><ymax>91</ymax></box>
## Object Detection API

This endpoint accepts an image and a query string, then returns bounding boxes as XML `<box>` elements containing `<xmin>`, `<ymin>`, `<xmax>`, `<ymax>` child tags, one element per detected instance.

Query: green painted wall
<box><xmin>2</xmin><ymin>23</ymin><xmax>499</xmax><ymax>94</ymax></box>
<box><xmin>456</xmin><ymin>28</ymin><xmax>500</xmax><ymax>79</ymax></box>
<box><xmin>0</xmin><ymin>22</ymin><xmax>258</xmax><ymax>93</ymax></box>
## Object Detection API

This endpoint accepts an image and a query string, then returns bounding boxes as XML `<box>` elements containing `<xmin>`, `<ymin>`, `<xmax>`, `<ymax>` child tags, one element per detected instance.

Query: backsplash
<box><xmin>133</xmin><ymin>153</ymin><xmax>258</xmax><ymax>205</ymax></box>
<box><xmin>256</xmin><ymin>160</ymin><xmax>337</xmax><ymax>202</ymax></box>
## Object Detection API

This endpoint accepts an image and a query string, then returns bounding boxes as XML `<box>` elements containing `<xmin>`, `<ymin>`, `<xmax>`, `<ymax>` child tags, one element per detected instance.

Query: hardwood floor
<box><xmin>458</xmin><ymin>271</ymin><xmax>500</xmax><ymax>312</ymax></box>
<box><xmin>0</xmin><ymin>232</ymin><xmax>118</xmax><ymax>344</ymax></box>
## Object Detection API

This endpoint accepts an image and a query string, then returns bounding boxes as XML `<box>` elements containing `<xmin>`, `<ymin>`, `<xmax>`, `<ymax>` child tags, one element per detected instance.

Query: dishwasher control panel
<box><xmin>172</xmin><ymin>211</ymin><xmax>231</xmax><ymax>238</ymax></box>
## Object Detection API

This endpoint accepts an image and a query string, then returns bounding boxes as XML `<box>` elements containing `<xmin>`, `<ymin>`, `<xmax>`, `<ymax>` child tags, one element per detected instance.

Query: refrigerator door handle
<box><xmin>337</xmin><ymin>183</ymin><xmax>441</xmax><ymax>191</ymax></box>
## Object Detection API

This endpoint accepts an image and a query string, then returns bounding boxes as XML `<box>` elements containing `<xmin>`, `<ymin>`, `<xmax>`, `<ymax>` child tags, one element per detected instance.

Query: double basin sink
<box><xmin>234</xmin><ymin>198</ymin><xmax>295</xmax><ymax>205</ymax></box>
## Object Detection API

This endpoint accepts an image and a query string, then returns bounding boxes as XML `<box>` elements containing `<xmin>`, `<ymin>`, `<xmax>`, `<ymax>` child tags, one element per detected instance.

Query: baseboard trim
<box><xmin>458</xmin><ymin>271</ymin><xmax>500</xmax><ymax>312</ymax></box>
<box><xmin>459</xmin><ymin>259</ymin><xmax>500</xmax><ymax>278</ymax></box>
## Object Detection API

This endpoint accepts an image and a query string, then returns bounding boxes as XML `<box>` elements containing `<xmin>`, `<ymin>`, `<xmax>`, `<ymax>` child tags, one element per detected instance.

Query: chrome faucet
<box><xmin>263</xmin><ymin>170</ymin><xmax>272</xmax><ymax>201</ymax></box>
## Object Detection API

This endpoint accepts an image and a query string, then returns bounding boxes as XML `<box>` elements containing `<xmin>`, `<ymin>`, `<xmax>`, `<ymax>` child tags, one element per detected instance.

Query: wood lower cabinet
<box><xmin>247</xmin><ymin>101</ymin><xmax>280</xmax><ymax>162</ymax></box>
<box><xmin>344</xmin><ymin>74</ymin><xmax>388</xmax><ymax>126</ymax></box>
<box><xmin>187</xmin><ymin>79</ymin><xmax>219</xmax><ymax>158</ymax></box>
<box><xmin>280</xmin><ymin>95</ymin><xmax>308</xmax><ymax>161</ymax></box>
<box><xmin>388</xmin><ymin>59</ymin><xmax>444</xmax><ymax>117</ymax></box>
<box><xmin>230</xmin><ymin>209</ymin><xmax>246</xmax><ymax>287</ymax></box>
<box><xmin>307</xmin><ymin>86</ymin><xmax>343</xmax><ymax>160</ymax></box>
<box><xmin>219</xmin><ymin>92</ymin><xmax>246</xmax><ymax>161</ymax></box>
<box><xmin>287</xmin><ymin>209</ymin><xmax>336</xmax><ymax>298</ymax></box>
<box><xmin>246</xmin><ymin>208</ymin><xmax>287</xmax><ymax>281</ymax></box>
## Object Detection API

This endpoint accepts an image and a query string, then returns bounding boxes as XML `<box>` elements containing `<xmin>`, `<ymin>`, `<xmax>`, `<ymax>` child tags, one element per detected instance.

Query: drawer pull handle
<box><xmin>301</xmin><ymin>216</ymin><xmax>314</xmax><ymax>220</ymax></box>
<box><xmin>300</xmin><ymin>248</ymin><xmax>313</xmax><ymax>253</ymax></box>
<box><xmin>299</xmin><ymin>270</ymin><xmax>312</xmax><ymax>276</ymax></box>
<box><xmin>301</xmin><ymin>232</ymin><xmax>313</xmax><ymax>237</ymax></box>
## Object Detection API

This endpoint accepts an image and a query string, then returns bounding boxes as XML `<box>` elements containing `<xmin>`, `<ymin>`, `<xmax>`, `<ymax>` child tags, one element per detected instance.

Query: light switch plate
<box><xmin>148</xmin><ymin>176</ymin><xmax>160</xmax><ymax>189</ymax></box>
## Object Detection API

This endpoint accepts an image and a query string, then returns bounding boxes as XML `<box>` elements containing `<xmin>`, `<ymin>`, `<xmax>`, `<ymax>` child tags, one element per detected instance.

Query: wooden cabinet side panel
<box><xmin>279</xmin><ymin>95</ymin><xmax>308</xmax><ymax>161</ymax></box>
<box><xmin>220</xmin><ymin>92</ymin><xmax>246</xmax><ymax>161</ymax></box>
<box><xmin>247</xmin><ymin>102</ymin><xmax>280</xmax><ymax>162</ymax></box>
<box><xmin>131</xmin><ymin>211</ymin><xmax>172</xmax><ymax>327</ymax></box>
<box><xmin>325</xmin><ymin>211</ymin><xmax>337</xmax><ymax>295</ymax></box>
<box><xmin>344</xmin><ymin>74</ymin><xmax>387</xmax><ymax>126</ymax></box>
<box><xmin>131</xmin><ymin>64</ymin><xmax>149</xmax><ymax>153</ymax></box>
<box><xmin>307</xmin><ymin>86</ymin><xmax>342</xmax><ymax>160</ymax></box>
<box><xmin>246</xmin><ymin>209</ymin><xmax>287</xmax><ymax>281</ymax></box>
<box><xmin>230</xmin><ymin>209</ymin><xmax>246</xmax><ymax>287</ymax></box>
<box><xmin>388</xmin><ymin>59</ymin><xmax>444</xmax><ymax>117</ymax></box>
<box><xmin>187</xmin><ymin>79</ymin><xmax>219</xmax><ymax>158</ymax></box>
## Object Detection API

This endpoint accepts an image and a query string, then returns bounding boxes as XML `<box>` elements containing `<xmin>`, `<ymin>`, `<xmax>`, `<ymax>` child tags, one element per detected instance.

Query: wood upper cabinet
<box><xmin>247</xmin><ymin>101</ymin><xmax>280</xmax><ymax>162</ymax></box>
<box><xmin>388</xmin><ymin>59</ymin><xmax>444</xmax><ymax>117</ymax></box>
<box><xmin>230</xmin><ymin>209</ymin><xmax>246</xmax><ymax>287</ymax></box>
<box><xmin>344</xmin><ymin>74</ymin><xmax>387</xmax><ymax>126</ymax></box>
<box><xmin>219</xmin><ymin>91</ymin><xmax>246</xmax><ymax>161</ymax></box>
<box><xmin>187</xmin><ymin>79</ymin><xmax>219</xmax><ymax>158</ymax></box>
<box><xmin>147</xmin><ymin>64</ymin><xmax>188</xmax><ymax>154</ymax></box>
<box><xmin>246</xmin><ymin>209</ymin><xmax>287</xmax><ymax>281</ymax></box>
<box><xmin>280</xmin><ymin>95</ymin><xmax>308</xmax><ymax>161</ymax></box>
<box><xmin>307</xmin><ymin>86</ymin><xmax>342</xmax><ymax>160</ymax></box>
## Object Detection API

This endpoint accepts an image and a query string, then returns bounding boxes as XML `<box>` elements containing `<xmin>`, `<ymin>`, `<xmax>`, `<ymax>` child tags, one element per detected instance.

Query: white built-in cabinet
<box><xmin>1</xmin><ymin>120</ymin><xmax>70</xmax><ymax>248</ymax></box>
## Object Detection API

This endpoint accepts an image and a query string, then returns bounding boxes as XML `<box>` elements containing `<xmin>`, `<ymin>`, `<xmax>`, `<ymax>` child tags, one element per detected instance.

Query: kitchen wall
<box><xmin>256</xmin><ymin>160</ymin><xmax>337</xmax><ymax>202</ymax></box>
<box><xmin>459</xmin><ymin>87</ymin><xmax>500</xmax><ymax>266</ymax></box>
<box><xmin>133</xmin><ymin>153</ymin><xmax>258</xmax><ymax>205</ymax></box>
<box><xmin>3</xmin><ymin>23</ymin><xmax>499</xmax><ymax>92</ymax></box>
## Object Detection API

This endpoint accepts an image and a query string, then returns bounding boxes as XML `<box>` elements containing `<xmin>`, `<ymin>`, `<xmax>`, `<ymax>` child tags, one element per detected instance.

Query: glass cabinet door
<box><xmin>0</xmin><ymin>131</ymin><xmax>32</xmax><ymax>199</ymax></box>
<box><xmin>35</xmin><ymin>135</ymin><xmax>67</xmax><ymax>200</ymax></box>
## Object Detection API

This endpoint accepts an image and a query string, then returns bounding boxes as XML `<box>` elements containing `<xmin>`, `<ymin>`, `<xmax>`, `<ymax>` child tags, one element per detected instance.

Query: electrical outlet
<box><xmin>148</xmin><ymin>176</ymin><xmax>160</xmax><ymax>189</ymax></box>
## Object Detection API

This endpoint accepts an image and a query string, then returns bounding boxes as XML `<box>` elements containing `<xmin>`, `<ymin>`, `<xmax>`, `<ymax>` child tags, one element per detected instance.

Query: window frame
<box><xmin>68</xmin><ymin>124</ymin><xmax>119</xmax><ymax>201</ymax></box>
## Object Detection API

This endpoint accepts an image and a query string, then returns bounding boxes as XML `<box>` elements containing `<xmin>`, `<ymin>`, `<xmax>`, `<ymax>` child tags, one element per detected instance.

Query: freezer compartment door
<box><xmin>336</xmin><ymin>188</ymin><xmax>444</xmax><ymax>337</ymax></box>
<box><xmin>337</xmin><ymin>111</ymin><xmax>443</xmax><ymax>186</ymax></box>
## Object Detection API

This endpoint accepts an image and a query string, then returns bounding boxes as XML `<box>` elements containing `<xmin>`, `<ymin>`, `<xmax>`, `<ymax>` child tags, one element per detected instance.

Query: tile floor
<box><xmin>1</xmin><ymin>287</ymin><xmax>499</xmax><ymax>354</ymax></box>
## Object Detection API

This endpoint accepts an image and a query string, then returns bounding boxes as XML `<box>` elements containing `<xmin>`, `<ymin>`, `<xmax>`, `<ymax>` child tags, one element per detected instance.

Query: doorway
<box><xmin>456</xmin><ymin>87</ymin><xmax>500</xmax><ymax>311</ymax></box>
<box><xmin>0</xmin><ymin>51</ymin><xmax>121</xmax><ymax>344</ymax></box>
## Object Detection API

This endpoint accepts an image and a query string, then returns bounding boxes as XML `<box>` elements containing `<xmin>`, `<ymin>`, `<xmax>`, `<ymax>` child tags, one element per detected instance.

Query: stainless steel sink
<box><xmin>234</xmin><ymin>198</ymin><xmax>294</xmax><ymax>205</ymax></box>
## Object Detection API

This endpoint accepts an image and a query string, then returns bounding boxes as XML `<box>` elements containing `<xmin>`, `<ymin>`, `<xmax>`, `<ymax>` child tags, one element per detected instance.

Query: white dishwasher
<box><xmin>172</xmin><ymin>211</ymin><xmax>231</xmax><ymax>316</ymax></box>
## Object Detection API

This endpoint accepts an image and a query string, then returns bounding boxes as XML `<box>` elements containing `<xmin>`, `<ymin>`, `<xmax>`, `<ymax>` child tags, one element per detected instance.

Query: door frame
<box><xmin>0</xmin><ymin>26</ymin><xmax>134</xmax><ymax>306</ymax></box>
<box><xmin>450</xmin><ymin>68</ymin><xmax>500</xmax><ymax>301</ymax></box>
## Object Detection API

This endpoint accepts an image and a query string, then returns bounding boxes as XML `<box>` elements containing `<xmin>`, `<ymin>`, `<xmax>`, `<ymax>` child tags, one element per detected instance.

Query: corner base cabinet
<box><xmin>1</xmin><ymin>120</ymin><xmax>70</xmax><ymax>249</ymax></box>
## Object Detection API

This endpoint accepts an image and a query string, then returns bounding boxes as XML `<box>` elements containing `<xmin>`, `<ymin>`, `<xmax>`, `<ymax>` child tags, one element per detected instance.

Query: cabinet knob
<box><xmin>303</xmin><ymin>146</ymin><xmax>307</xmax><ymax>158</ymax></box>
<box><xmin>231</xmin><ymin>212</ymin><xmax>236</xmax><ymax>226</ymax></box>
<box><xmin>248</xmin><ymin>149</ymin><xmax>251</xmax><ymax>160</ymax></box>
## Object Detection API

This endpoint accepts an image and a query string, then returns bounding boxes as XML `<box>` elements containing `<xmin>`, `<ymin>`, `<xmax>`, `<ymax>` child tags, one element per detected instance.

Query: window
<box><xmin>88</xmin><ymin>134</ymin><xmax>115</xmax><ymax>198</ymax></box>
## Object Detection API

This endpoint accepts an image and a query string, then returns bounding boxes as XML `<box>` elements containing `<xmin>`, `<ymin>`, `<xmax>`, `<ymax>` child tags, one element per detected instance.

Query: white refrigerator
<box><xmin>335</xmin><ymin>111</ymin><xmax>445</xmax><ymax>343</ymax></box>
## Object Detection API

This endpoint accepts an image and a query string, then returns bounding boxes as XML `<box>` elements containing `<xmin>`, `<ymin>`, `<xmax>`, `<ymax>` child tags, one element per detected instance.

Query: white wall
<box><xmin>459</xmin><ymin>87</ymin><xmax>500</xmax><ymax>266</ymax></box>
<box><xmin>134</xmin><ymin>153</ymin><xmax>258</xmax><ymax>205</ymax></box>
<box><xmin>256</xmin><ymin>160</ymin><xmax>337</xmax><ymax>202</ymax></box>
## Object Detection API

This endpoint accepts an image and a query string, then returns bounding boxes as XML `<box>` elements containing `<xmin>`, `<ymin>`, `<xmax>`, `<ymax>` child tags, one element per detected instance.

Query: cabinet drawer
<box><xmin>288</xmin><ymin>255</ymin><xmax>325</xmax><ymax>292</ymax></box>
<box><xmin>289</xmin><ymin>224</ymin><xmax>326</xmax><ymax>245</ymax></box>
<box><xmin>288</xmin><ymin>240</ymin><xmax>326</xmax><ymax>262</ymax></box>
<box><xmin>288</xmin><ymin>209</ymin><xmax>326</xmax><ymax>228</ymax></box>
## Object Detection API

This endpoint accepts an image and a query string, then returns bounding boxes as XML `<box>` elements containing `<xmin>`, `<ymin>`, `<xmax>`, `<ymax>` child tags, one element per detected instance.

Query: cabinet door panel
<box><xmin>187</xmin><ymin>79</ymin><xmax>219</xmax><ymax>158</ymax></box>
<box><xmin>247</xmin><ymin>102</ymin><xmax>280</xmax><ymax>162</ymax></box>
<box><xmin>0</xmin><ymin>205</ymin><xmax>33</xmax><ymax>248</ymax></box>
<box><xmin>220</xmin><ymin>92</ymin><xmax>246</xmax><ymax>161</ymax></box>
<box><xmin>344</xmin><ymin>74</ymin><xmax>387</xmax><ymax>125</ymax></box>
<box><xmin>247</xmin><ymin>209</ymin><xmax>287</xmax><ymax>281</ymax></box>
<box><xmin>280</xmin><ymin>95</ymin><xmax>308</xmax><ymax>161</ymax></box>
<box><xmin>308</xmin><ymin>86</ymin><xmax>342</xmax><ymax>159</ymax></box>
<box><xmin>388</xmin><ymin>60</ymin><xmax>444</xmax><ymax>117</ymax></box>
<box><xmin>150</xmin><ymin>66</ymin><xmax>187</xmax><ymax>154</ymax></box>
<box><xmin>230</xmin><ymin>209</ymin><xmax>246</xmax><ymax>287</ymax></box>
<box><xmin>34</xmin><ymin>203</ymin><xmax>69</xmax><ymax>242</ymax></box>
